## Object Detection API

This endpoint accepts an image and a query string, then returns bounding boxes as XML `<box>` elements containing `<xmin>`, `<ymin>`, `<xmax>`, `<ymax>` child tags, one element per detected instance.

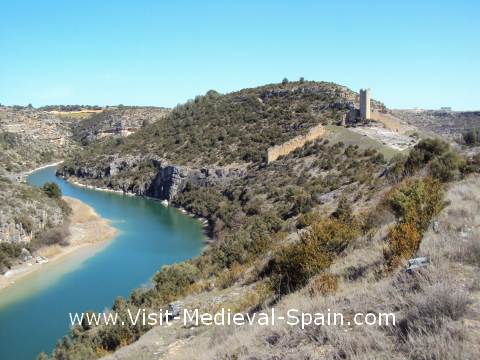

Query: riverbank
<box><xmin>63</xmin><ymin>175</ymin><xmax>211</xmax><ymax>236</ymax></box>
<box><xmin>10</xmin><ymin>160</ymin><xmax>65</xmax><ymax>183</ymax></box>
<box><xmin>0</xmin><ymin>196</ymin><xmax>117</xmax><ymax>292</ymax></box>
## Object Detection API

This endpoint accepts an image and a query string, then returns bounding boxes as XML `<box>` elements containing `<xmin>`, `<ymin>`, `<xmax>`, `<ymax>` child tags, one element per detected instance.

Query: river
<box><xmin>0</xmin><ymin>166</ymin><xmax>205</xmax><ymax>360</ymax></box>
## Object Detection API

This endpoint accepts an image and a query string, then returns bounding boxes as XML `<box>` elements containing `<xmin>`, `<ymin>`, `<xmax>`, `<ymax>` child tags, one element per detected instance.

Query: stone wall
<box><xmin>267</xmin><ymin>124</ymin><xmax>326</xmax><ymax>163</ymax></box>
<box><xmin>370</xmin><ymin>110</ymin><xmax>402</xmax><ymax>133</ymax></box>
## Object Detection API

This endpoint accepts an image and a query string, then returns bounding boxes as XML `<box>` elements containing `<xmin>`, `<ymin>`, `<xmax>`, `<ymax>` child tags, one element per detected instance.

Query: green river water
<box><xmin>0</xmin><ymin>166</ymin><xmax>205</xmax><ymax>359</ymax></box>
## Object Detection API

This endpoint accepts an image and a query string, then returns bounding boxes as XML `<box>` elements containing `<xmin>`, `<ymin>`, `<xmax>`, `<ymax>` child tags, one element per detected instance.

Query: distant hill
<box><xmin>0</xmin><ymin>107</ymin><xmax>79</xmax><ymax>175</ymax></box>
<box><xmin>71</xmin><ymin>107</ymin><xmax>170</xmax><ymax>145</ymax></box>
<box><xmin>392</xmin><ymin>109</ymin><xmax>480</xmax><ymax>139</ymax></box>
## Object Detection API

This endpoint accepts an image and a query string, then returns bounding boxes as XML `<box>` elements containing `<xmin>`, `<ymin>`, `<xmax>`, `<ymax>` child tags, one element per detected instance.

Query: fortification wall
<box><xmin>267</xmin><ymin>124</ymin><xmax>326</xmax><ymax>163</ymax></box>
<box><xmin>370</xmin><ymin>110</ymin><xmax>403</xmax><ymax>133</ymax></box>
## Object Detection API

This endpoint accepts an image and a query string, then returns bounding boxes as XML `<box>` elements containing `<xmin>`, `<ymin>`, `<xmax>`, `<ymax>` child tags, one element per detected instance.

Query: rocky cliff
<box><xmin>0</xmin><ymin>178</ymin><xmax>66</xmax><ymax>244</ymax></box>
<box><xmin>57</xmin><ymin>155</ymin><xmax>247</xmax><ymax>201</ymax></box>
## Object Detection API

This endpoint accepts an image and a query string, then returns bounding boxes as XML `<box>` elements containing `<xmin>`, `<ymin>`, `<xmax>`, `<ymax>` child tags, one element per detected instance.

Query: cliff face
<box><xmin>58</xmin><ymin>155</ymin><xmax>247</xmax><ymax>201</ymax></box>
<box><xmin>0</xmin><ymin>179</ymin><xmax>66</xmax><ymax>244</ymax></box>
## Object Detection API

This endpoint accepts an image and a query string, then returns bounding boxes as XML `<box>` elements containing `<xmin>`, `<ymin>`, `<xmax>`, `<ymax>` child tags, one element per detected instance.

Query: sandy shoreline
<box><xmin>0</xmin><ymin>196</ymin><xmax>117</xmax><ymax>293</ymax></box>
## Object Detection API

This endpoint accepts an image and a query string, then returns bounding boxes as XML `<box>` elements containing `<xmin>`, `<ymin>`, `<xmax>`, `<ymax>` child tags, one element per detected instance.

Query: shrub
<box><xmin>404</xmin><ymin>139</ymin><xmax>450</xmax><ymax>175</ymax></box>
<box><xmin>269</xmin><ymin>219</ymin><xmax>358</xmax><ymax>295</ymax></box>
<box><xmin>0</xmin><ymin>242</ymin><xmax>22</xmax><ymax>273</ymax></box>
<box><xmin>216</xmin><ymin>262</ymin><xmax>244</xmax><ymax>289</ymax></box>
<box><xmin>385</xmin><ymin>177</ymin><xmax>445</xmax><ymax>270</ymax></box>
<box><xmin>387</xmin><ymin>177</ymin><xmax>444</xmax><ymax>232</ymax></box>
<box><xmin>16</xmin><ymin>215</ymin><xmax>33</xmax><ymax>233</ymax></box>
<box><xmin>308</xmin><ymin>273</ymin><xmax>338</xmax><ymax>296</ymax></box>
<box><xmin>331</xmin><ymin>196</ymin><xmax>353</xmax><ymax>223</ymax></box>
<box><xmin>430</xmin><ymin>151</ymin><xmax>465</xmax><ymax>182</ymax></box>
<box><xmin>269</xmin><ymin>238</ymin><xmax>331</xmax><ymax>295</ymax></box>
<box><xmin>42</xmin><ymin>182</ymin><xmax>62</xmax><ymax>198</ymax></box>
<box><xmin>296</xmin><ymin>210</ymin><xmax>322</xmax><ymax>229</ymax></box>
<box><xmin>31</xmin><ymin>223</ymin><xmax>70</xmax><ymax>249</ymax></box>
<box><xmin>153</xmin><ymin>262</ymin><xmax>199</xmax><ymax>303</ymax></box>
<box><xmin>384</xmin><ymin>223</ymin><xmax>421</xmax><ymax>269</ymax></box>
<box><xmin>462</xmin><ymin>128</ymin><xmax>479</xmax><ymax>146</ymax></box>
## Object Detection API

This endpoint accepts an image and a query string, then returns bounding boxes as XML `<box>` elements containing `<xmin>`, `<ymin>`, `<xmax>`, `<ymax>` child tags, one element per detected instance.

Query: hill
<box><xmin>57</xmin><ymin>81</ymin><xmax>388</xmax><ymax>198</ymax></box>
<box><xmin>0</xmin><ymin>107</ymin><xmax>80</xmax><ymax>175</ymax></box>
<box><xmin>392</xmin><ymin>109</ymin><xmax>480</xmax><ymax>140</ymax></box>
<box><xmin>44</xmin><ymin>81</ymin><xmax>480</xmax><ymax>359</ymax></box>
<box><xmin>71</xmin><ymin>106</ymin><xmax>170</xmax><ymax>145</ymax></box>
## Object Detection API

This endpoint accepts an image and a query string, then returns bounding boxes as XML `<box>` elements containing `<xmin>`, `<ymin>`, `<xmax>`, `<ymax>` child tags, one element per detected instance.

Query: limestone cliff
<box><xmin>57</xmin><ymin>155</ymin><xmax>247</xmax><ymax>201</ymax></box>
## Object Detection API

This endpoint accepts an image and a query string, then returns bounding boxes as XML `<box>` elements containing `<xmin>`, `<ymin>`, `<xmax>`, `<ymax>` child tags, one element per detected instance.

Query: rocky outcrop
<box><xmin>58</xmin><ymin>155</ymin><xmax>247</xmax><ymax>201</ymax></box>
<box><xmin>0</xmin><ymin>179</ymin><xmax>66</xmax><ymax>243</ymax></box>
<box><xmin>147</xmin><ymin>162</ymin><xmax>247</xmax><ymax>201</ymax></box>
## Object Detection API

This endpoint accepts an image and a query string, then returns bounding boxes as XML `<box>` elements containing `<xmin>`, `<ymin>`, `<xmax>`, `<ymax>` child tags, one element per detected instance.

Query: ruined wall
<box><xmin>370</xmin><ymin>110</ymin><xmax>402</xmax><ymax>133</ymax></box>
<box><xmin>267</xmin><ymin>124</ymin><xmax>326</xmax><ymax>163</ymax></box>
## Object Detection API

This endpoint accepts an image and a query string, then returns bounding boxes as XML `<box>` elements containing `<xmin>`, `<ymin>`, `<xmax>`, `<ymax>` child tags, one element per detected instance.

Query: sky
<box><xmin>0</xmin><ymin>0</ymin><xmax>478</xmax><ymax>110</ymax></box>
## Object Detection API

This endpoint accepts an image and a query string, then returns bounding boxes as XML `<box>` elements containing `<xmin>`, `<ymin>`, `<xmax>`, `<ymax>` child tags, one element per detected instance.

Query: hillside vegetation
<box><xmin>71</xmin><ymin>107</ymin><xmax>170</xmax><ymax>145</ymax></box>
<box><xmin>63</xmin><ymin>81</ymin><xmax>364</xmax><ymax>169</ymax></box>
<box><xmin>19</xmin><ymin>81</ymin><xmax>477</xmax><ymax>359</ymax></box>
<box><xmin>0</xmin><ymin>178</ymin><xmax>71</xmax><ymax>273</ymax></box>
<box><xmin>0</xmin><ymin>107</ymin><xmax>79</xmax><ymax>174</ymax></box>
<box><xmin>45</xmin><ymin>132</ymin><xmax>480</xmax><ymax>359</ymax></box>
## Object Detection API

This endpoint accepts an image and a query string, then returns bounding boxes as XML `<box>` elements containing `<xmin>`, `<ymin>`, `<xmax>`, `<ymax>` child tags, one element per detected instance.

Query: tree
<box><xmin>42</xmin><ymin>182</ymin><xmax>62</xmax><ymax>198</ymax></box>
<box><xmin>299</xmin><ymin>77</ymin><xmax>305</xmax><ymax>83</ymax></box>
<box><xmin>282</xmin><ymin>77</ymin><xmax>289</xmax><ymax>85</ymax></box>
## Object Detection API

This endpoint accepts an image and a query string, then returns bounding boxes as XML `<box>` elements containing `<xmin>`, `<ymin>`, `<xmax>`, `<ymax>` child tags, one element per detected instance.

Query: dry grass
<box><xmin>165</xmin><ymin>176</ymin><xmax>480</xmax><ymax>360</ymax></box>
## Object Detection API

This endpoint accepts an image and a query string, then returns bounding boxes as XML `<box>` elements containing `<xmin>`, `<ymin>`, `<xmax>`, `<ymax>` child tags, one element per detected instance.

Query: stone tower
<box><xmin>359</xmin><ymin>88</ymin><xmax>371</xmax><ymax>120</ymax></box>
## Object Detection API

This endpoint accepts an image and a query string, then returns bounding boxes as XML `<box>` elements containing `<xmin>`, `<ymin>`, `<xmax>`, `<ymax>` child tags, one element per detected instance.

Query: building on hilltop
<box><xmin>345</xmin><ymin>88</ymin><xmax>372</xmax><ymax>124</ymax></box>
<box><xmin>360</xmin><ymin>88</ymin><xmax>371</xmax><ymax>120</ymax></box>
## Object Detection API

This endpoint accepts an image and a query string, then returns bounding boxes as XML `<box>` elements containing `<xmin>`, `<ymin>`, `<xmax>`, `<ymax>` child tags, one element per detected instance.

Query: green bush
<box><xmin>42</xmin><ymin>182</ymin><xmax>62</xmax><ymax>198</ymax></box>
<box><xmin>269</xmin><ymin>218</ymin><xmax>358</xmax><ymax>295</ymax></box>
<box><xmin>153</xmin><ymin>262</ymin><xmax>199</xmax><ymax>303</ymax></box>
<box><xmin>404</xmin><ymin>139</ymin><xmax>450</xmax><ymax>175</ymax></box>
<box><xmin>385</xmin><ymin>177</ymin><xmax>445</xmax><ymax>270</ymax></box>
<box><xmin>387</xmin><ymin>177</ymin><xmax>444</xmax><ymax>232</ymax></box>
<box><xmin>430</xmin><ymin>151</ymin><xmax>465</xmax><ymax>182</ymax></box>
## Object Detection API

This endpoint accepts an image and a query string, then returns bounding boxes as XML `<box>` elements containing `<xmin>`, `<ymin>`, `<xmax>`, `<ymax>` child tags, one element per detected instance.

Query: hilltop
<box><xmin>43</xmin><ymin>81</ymin><xmax>480</xmax><ymax>359</ymax></box>
<box><xmin>57</xmin><ymin>81</ymin><xmax>390</xmax><ymax>198</ymax></box>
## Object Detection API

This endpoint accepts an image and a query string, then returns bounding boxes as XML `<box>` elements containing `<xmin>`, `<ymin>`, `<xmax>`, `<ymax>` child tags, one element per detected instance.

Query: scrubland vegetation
<box><xmin>41</xmin><ymin>131</ymin><xmax>480</xmax><ymax>359</ymax></box>
<box><xmin>28</xmin><ymin>82</ymin><xmax>477</xmax><ymax>359</ymax></box>
<box><xmin>63</xmin><ymin>81</ymin><xmax>357</xmax><ymax>169</ymax></box>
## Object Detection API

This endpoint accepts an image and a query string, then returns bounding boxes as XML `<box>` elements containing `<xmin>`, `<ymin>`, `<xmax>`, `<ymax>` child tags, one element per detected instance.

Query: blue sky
<box><xmin>0</xmin><ymin>0</ymin><xmax>478</xmax><ymax>110</ymax></box>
